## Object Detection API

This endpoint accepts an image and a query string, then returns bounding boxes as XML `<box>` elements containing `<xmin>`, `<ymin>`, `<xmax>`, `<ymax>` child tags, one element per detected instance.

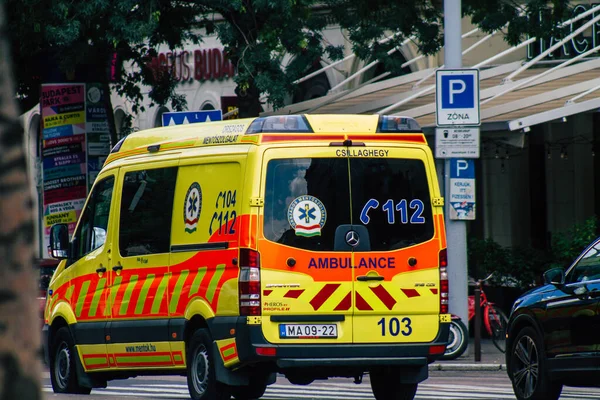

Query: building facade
<box><xmin>23</xmin><ymin>9</ymin><xmax>600</xmax><ymax>262</ymax></box>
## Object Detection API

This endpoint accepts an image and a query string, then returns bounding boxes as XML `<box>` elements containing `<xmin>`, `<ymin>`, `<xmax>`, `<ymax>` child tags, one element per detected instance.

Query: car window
<box><xmin>350</xmin><ymin>158</ymin><xmax>434</xmax><ymax>251</ymax></box>
<box><xmin>263</xmin><ymin>158</ymin><xmax>351</xmax><ymax>251</ymax></box>
<box><xmin>567</xmin><ymin>241</ymin><xmax>600</xmax><ymax>283</ymax></box>
<box><xmin>119</xmin><ymin>167</ymin><xmax>177</xmax><ymax>256</ymax></box>
<box><xmin>70</xmin><ymin>176</ymin><xmax>115</xmax><ymax>260</ymax></box>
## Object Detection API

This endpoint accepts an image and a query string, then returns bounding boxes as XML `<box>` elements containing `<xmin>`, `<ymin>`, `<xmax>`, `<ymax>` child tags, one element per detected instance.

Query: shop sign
<box><xmin>528</xmin><ymin>4</ymin><xmax>600</xmax><ymax>59</ymax></box>
<box><xmin>147</xmin><ymin>48</ymin><xmax>236</xmax><ymax>82</ymax></box>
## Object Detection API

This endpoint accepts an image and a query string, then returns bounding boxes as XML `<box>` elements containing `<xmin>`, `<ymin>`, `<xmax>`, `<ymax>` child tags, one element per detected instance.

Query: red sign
<box><xmin>148</xmin><ymin>48</ymin><xmax>235</xmax><ymax>82</ymax></box>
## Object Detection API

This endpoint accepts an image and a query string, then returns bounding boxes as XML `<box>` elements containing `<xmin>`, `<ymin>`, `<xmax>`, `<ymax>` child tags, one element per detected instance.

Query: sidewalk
<box><xmin>429</xmin><ymin>337</ymin><xmax>507</xmax><ymax>371</ymax></box>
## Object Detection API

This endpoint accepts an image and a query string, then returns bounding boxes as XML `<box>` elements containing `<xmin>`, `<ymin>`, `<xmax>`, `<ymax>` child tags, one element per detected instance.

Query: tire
<box><xmin>508</xmin><ymin>326</ymin><xmax>562</xmax><ymax>400</ymax></box>
<box><xmin>186</xmin><ymin>329</ymin><xmax>230</xmax><ymax>400</ymax></box>
<box><xmin>370</xmin><ymin>369</ymin><xmax>418</xmax><ymax>400</ymax></box>
<box><xmin>442</xmin><ymin>319</ymin><xmax>468</xmax><ymax>360</ymax></box>
<box><xmin>486</xmin><ymin>305</ymin><xmax>508</xmax><ymax>353</ymax></box>
<box><xmin>49</xmin><ymin>326</ymin><xmax>92</xmax><ymax>394</ymax></box>
<box><xmin>231</xmin><ymin>382</ymin><xmax>267</xmax><ymax>399</ymax></box>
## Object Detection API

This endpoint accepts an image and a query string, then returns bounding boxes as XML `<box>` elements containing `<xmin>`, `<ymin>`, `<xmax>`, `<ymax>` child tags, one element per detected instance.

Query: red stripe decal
<box><xmin>430</xmin><ymin>288</ymin><xmax>438</xmax><ymax>294</ymax></box>
<box><xmin>333</xmin><ymin>292</ymin><xmax>352</xmax><ymax>311</ymax></box>
<box><xmin>82</xmin><ymin>354</ymin><xmax>109</xmax><ymax>370</ymax></box>
<box><xmin>284</xmin><ymin>289</ymin><xmax>305</xmax><ymax>299</ymax></box>
<box><xmin>370</xmin><ymin>285</ymin><xmax>397</xmax><ymax>310</ymax></box>
<box><xmin>401</xmin><ymin>288</ymin><xmax>420</xmax><ymax>298</ymax></box>
<box><xmin>355</xmin><ymin>292</ymin><xmax>373</xmax><ymax>311</ymax></box>
<box><xmin>263</xmin><ymin>289</ymin><xmax>273</xmax><ymax>296</ymax></box>
<box><xmin>220</xmin><ymin>343</ymin><xmax>238</xmax><ymax>362</ymax></box>
<box><xmin>309</xmin><ymin>284</ymin><xmax>340</xmax><ymax>310</ymax></box>
<box><xmin>173</xmin><ymin>351</ymin><xmax>185</xmax><ymax>366</ymax></box>
<box><xmin>261</xmin><ymin>134</ymin><xmax>345</xmax><ymax>143</ymax></box>
<box><xmin>347</xmin><ymin>134</ymin><xmax>426</xmax><ymax>143</ymax></box>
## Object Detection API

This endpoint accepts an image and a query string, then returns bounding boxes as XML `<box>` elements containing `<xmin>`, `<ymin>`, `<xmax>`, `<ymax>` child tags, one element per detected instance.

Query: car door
<box><xmin>348</xmin><ymin>148</ymin><xmax>442</xmax><ymax>344</ymax></box>
<box><xmin>66</xmin><ymin>174</ymin><xmax>116</xmax><ymax>371</ymax></box>
<box><xmin>258</xmin><ymin>148</ymin><xmax>354</xmax><ymax>344</ymax></box>
<box><xmin>107</xmin><ymin>163</ymin><xmax>178</xmax><ymax>369</ymax></box>
<box><xmin>542</xmin><ymin>238</ymin><xmax>600</xmax><ymax>358</ymax></box>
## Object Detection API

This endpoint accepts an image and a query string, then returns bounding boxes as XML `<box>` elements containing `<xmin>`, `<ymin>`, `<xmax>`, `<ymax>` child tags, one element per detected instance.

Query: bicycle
<box><xmin>442</xmin><ymin>272</ymin><xmax>509</xmax><ymax>360</ymax></box>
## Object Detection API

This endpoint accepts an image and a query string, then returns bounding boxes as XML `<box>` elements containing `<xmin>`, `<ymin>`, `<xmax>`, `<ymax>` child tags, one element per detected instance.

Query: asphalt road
<box><xmin>41</xmin><ymin>370</ymin><xmax>600</xmax><ymax>400</ymax></box>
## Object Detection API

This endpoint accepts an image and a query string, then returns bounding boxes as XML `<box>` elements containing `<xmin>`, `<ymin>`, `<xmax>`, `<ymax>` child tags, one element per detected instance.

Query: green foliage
<box><xmin>468</xmin><ymin>217</ymin><xmax>599</xmax><ymax>289</ymax></box>
<box><xmin>6</xmin><ymin>0</ymin><xmax>580</xmax><ymax>119</ymax></box>
<box><xmin>463</xmin><ymin>0</ymin><xmax>571</xmax><ymax>46</ymax></box>
<box><xmin>548</xmin><ymin>216</ymin><xmax>598</xmax><ymax>269</ymax></box>
<box><xmin>7</xmin><ymin>0</ymin><xmax>203</xmax><ymax>113</ymax></box>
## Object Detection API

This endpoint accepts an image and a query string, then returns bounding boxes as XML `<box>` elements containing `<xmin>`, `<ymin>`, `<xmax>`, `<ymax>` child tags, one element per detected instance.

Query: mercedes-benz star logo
<box><xmin>345</xmin><ymin>230</ymin><xmax>360</xmax><ymax>247</ymax></box>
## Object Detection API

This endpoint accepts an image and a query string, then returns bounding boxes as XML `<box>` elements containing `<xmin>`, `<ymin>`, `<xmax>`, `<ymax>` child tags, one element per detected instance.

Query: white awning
<box><xmin>266</xmin><ymin>58</ymin><xmax>600</xmax><ymax>133</ymax></box>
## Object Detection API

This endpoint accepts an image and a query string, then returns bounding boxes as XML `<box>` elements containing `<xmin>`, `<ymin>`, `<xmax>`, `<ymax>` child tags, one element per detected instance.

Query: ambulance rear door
<box><xmin>348</xmin><ymin>147</ymin><xmax>442</xmax><ymax>344</ymax></box>
<box><xmin>258</xmin><ymin>147</ymin><xmax>354</xmax><ymax>344</ymax></box>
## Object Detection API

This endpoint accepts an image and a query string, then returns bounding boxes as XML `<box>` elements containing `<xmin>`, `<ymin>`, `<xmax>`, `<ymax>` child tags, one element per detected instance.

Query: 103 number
<box><xmin>377</xmin><ymin>317</ymin><xmax>412</xmax><ymax>337</ymax></box>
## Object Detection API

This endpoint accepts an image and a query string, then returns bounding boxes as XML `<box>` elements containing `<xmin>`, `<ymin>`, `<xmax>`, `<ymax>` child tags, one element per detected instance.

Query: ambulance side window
<box><xmin>71</xmin><ymin>176</ymin><xmax>115</xmax><ymax>261</ymax></box>
<box><xmin>119</xmin><ymin>167</ymin><xmax>177</xmax><ymax>257</ymax></box>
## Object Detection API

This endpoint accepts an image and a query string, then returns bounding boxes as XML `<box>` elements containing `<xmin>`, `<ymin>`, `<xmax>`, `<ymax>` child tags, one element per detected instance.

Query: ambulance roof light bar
<box><xmin>246</xmin><ymin>115</ymin><xmax>313</xmax><ymax>134</ymax></box>
<box><xmin>376</xmin><ymin>115</ymin><xmax>421</xmax><ymax>133</ymax></box>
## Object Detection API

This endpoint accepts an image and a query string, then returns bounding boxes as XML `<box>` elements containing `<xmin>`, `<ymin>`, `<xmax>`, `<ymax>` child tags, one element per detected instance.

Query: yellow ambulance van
<box><xmin>43</xmin><ymin>114</ymin><xmax>449</xmax><ymax>400</ymax></box>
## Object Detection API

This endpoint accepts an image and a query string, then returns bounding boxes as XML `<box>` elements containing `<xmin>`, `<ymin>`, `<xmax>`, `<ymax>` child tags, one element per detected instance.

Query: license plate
<box><xmin>279</xmin><ymin>324</ymin><xmax>338</xmax><ymax>339</ymax></box>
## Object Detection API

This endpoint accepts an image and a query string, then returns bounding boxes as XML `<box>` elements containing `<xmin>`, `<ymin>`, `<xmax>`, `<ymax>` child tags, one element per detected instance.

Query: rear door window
<box><xmin>263</xmin><ymin>158</ymin><xmax>350</xmax><ymax>251</ymax></box>
<box><xmin>350</xmin><ymin>158</ymin><xmax>434</xmax><ymax>251</ymax></box>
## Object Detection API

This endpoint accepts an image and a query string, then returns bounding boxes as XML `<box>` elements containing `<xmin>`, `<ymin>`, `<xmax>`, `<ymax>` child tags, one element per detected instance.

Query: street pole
<box><xmin>443</xmin><ymin>0</ymin><xmax>469</xmax><ymax>329</ymax></box>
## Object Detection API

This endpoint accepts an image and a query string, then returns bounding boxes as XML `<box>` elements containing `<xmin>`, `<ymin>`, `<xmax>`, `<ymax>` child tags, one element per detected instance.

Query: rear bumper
<box><xmin>210</xmin><ymin>317</ymin><xmax>450</xmax><ymax>369</ymax></box>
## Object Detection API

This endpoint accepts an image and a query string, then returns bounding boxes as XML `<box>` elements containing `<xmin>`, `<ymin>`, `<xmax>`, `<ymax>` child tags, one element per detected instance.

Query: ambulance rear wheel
<box><xmin>370</xmin><ymin>370</ymin><xmax>418</xmax><ymax>400</ymax></box>
<box><xmin>186</xmin><ymin>328</ymin><xmax>230</xmax><ymax>400</ymax></box>
<box><xmin>231</xmin><ymin>382</ymin><xmax>267</xmax><ymax>399</ymax></box>
<box><xmin>49</xmin><ymin>327</ymin><xmax>91</xmax><ymax>394</ymax></box>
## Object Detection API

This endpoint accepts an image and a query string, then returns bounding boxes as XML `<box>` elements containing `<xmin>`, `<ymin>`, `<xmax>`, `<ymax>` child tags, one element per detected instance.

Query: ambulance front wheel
<box><xmin>49</xmin><ymin>326</ymin><xmax>92</xmax><ymax>394</ymax></box>
<box><xmin>186</xmin><ymin>328</ymin><xmax>230</xmax><ymax>400</ymax></box>
<box><xmin>370</xmin><ymin>369</ymin><xmax>418</xmax><ymax>400</ymax></box>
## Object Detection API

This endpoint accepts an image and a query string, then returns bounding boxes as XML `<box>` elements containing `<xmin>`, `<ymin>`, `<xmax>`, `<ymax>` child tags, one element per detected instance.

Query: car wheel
<box><xmin>442</xmin><ymin>319</ymin><xmax>468</xmax><ymax>360</ymax></box>
<box><xmin>186</xmin><ymin>328</ymin><xmax>230</xmax><ymax>400</ymax></box>
<box><xmin>49</xmin><ymin>326</ymin><xmax>91</xmax><ymax>394</ymax></box>
<box><xmin>508</xmin><ymin>326</ymin><xmax>562</xmax><ymax>400</ymax></box>
<box><xmin>370</xmin><ymin>369</ymin><xmax>418</xmax><ymax>400</ymax></box>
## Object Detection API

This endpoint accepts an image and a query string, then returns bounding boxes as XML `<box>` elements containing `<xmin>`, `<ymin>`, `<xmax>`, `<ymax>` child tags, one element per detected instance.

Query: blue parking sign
<box><xmin>441</xmin><ymin>75</ymin><xmax>474</xmax><ymax>109</ymax></box>
<box><xmin>436</xmin><ymin>69</ymin><xmax>480</xmax><ymax>126</ymax></box>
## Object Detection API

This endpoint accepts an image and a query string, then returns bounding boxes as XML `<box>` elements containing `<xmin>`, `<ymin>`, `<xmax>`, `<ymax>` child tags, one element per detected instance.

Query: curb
<box><xmin>429</xmin><ymin>363</ymin><xmax>506</xmax><ymax>371</ymax></box>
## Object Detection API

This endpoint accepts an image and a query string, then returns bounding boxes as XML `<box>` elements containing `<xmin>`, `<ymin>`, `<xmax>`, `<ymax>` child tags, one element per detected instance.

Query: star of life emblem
<box><xmin>287</xmin><ymin>195</ymin><xmax>327</xmax><ymax>237</ymax></box>
<box><xmin>184</xmin><ymin>182</ymin><xmax>202</xmax><ymax>233</ymax></box>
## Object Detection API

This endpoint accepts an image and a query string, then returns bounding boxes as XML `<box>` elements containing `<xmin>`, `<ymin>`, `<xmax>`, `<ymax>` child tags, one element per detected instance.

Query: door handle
<box><xmin>96</xmin><ymin>266</ymin><xmax>107</xmax><ymax>274</ymax></box>
<box><xmin>112</xmin><ymin>265</ymin><xmax>123</xmax><ymax>272</ymax></box>
<box><xmin>357</xmin><ymin>275</ymin><xmax>384</xmax><ymax>282</ymax></box>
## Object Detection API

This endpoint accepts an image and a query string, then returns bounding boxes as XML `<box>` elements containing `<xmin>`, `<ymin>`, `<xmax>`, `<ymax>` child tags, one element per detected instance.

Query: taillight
<box><xmin>439</xmin><ymin>248</ymin><xmax>449</xmax><ymax>314</ymax></box>
<box><xmin>239</xmin><ymin>249</ymin><xmax>261</xmax><ymax>316</ymax></box>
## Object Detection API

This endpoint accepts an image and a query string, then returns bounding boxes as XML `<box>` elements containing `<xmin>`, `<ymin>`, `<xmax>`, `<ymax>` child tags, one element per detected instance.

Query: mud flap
<box><xmin>212</xmin><ymin>343</ymin><xmax>276</xmax><ymax>387</ymax></box>
<box><xmin>213</xmin><ymin>342</ymin><xmax>250</xmax><ymax>386</ymax></box>
<box><xmin>74</xmin><ymin>348</ymin><xmax>107</xmax><ymax>389</ymax></box>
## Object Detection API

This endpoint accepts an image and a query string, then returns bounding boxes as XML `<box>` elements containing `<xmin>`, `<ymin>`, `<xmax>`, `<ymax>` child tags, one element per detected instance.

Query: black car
<box><xmin>506</xmin><ymin>236</ymin><xmax>600</xmax><ymax>400</ymax></box>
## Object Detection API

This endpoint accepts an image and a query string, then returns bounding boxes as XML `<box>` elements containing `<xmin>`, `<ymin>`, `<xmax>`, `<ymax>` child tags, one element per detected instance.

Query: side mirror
<box><xmin>49</xmin><ymin>224</ymin><xmax>69</xmax><ymax>259</ymax></box>
<box><xmin>543</xmin><ymin>267</ymin><xmax>565</xmax><ymax>286</ymax></box>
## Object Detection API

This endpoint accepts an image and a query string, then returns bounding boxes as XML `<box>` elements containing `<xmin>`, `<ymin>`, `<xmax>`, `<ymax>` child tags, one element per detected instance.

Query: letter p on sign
<box><xmin>449</xmin><ymin>80</ymin><xmax>466</xmax><ymax>104</ymax></box>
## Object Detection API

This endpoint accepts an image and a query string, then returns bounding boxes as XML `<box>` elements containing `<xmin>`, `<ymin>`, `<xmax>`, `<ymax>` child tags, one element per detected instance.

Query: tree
<box><xmin>0</xmin><ymin>0</ymin><xmax>41</xmax><ymax>399</ymax></box>
<box><xmin>7</xmin><ymin>0</ymin><xmax>205</xmax><ymax>144</ymax></box>
<box><xmin>7</xmin><ymin>0</ymin><xmax>575</xmax><ymax>124</ymax></box>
